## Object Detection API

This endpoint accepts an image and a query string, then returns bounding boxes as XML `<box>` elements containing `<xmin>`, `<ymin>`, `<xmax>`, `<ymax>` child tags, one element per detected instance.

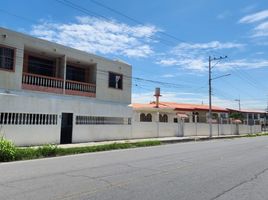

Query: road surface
<box><xmin>1</xmin><ymin>137</ymin><xmax>268</xmax><ymax>200</ymax></box>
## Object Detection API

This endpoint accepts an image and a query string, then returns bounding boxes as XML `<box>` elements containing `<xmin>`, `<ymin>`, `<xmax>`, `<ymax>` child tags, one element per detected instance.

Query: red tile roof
<box><xmin>227</xmin><ymin>108</ymin><xmax>267</xmax><ymax>114</ymax></box>
<box><xmin>131</xmin><ymin>102</ymin><xmax>228</xmax><ymax>112</ymax></box>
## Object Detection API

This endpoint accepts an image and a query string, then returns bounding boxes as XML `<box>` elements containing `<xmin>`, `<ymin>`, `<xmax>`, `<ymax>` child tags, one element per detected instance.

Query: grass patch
<box><xmin>244</xmin><ymin>132</ymin><xmax>268</xmax><ymax>138</ymax></box>
<box><xmin>0</xmin><ymin>139</ymin><xmax>161</xmax><ymax>162</ymax></box>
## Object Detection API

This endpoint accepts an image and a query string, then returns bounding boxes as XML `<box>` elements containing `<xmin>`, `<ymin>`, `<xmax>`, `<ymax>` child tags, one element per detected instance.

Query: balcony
<box><xmin>22</xmin><ymin>73</ymin><xmax>96</xmax><ymax>97</ymax></box>
<box><xmin>65</xmin><ymin>79</ymin><xmax>96</xmax><ymax>97</ymax></box>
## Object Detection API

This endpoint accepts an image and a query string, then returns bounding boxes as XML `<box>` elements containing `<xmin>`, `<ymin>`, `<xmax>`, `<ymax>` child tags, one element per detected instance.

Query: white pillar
<box><xmin>62</xmin><ymin>55</ymin><xmax>67</xmax><ymax>94</ymax></box>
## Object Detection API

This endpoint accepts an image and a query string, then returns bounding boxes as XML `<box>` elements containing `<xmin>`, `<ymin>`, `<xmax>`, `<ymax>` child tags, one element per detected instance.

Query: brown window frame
<box><xmin>0</xmin><ymin>44</ymin><xmax>16</xmax><ymax>72</ymax></box>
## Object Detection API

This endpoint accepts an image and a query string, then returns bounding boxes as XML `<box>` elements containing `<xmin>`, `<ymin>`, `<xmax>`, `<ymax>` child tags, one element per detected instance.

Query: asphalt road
<box><xmin>1</xmin><ymin>137</ymin><xmax>268</xmax><ymax>200</ymax></box>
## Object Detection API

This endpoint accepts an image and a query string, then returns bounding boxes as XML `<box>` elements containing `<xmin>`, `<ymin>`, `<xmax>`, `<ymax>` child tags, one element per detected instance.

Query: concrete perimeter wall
<box><xmin>0</xmin><ymin>118</ymin><xmax>262</xmax><ymax>146</ymax></box>
<box><xmin>72</xmin><ymin>125</ymin><xmax>132</xmax><ymax>143</ymax></box>
<box><xmin>132</xmin><ymin>122</ymin><xmax>262</xmax><ymax>139</ymax></box>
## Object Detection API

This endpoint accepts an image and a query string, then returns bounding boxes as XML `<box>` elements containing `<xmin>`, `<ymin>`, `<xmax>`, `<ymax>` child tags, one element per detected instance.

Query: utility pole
<box><xmin>235</xmin><ymin>98</ymin><xmax>241</xmax><ymax>111</ymax></box>
<box><xmin>208</xmin><ymin>56</ymin><xmax>228</xmax><ymax>137</ymax></box>
<box><xmin>209</xmin><ymin>56</ymin><xmax>212</xmax><ymax>138</ymax></box>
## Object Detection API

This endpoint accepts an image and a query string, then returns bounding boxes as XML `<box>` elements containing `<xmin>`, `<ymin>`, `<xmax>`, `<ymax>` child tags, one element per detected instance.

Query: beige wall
<box><xmin>72</xmin><ymin>125</ymin><xmax>132</xmax><ymax>143</ymax></box>
<box><xmin>0</xmin><ymin>89</ymin><xmax>132</xmax><ymax>146</ymax></box>
<box><xmin>0</xmin><ymin>27</ymin><xmax>131</xmax><ymax>104</ymax></box>
<box><xmin>0</xmin><ymin>125</ymin><xmax>60</xmax><ymax>146</ymax></box>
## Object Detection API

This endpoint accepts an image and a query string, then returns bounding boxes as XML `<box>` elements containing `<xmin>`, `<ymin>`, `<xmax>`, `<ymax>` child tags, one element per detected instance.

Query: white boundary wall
<box><xmin>132</xmin><ymin>122</ymin><xmax>262</xmax><ymax>139</ymax></box>
<box><xmin>0</xmin><ymin>117</ymin><xmax>262</xmax><ymax>146</ymax></box>
<box><xmin>72</xmin><ymin>125</ymin><xmax>132</xmax><ymax>143</ymax></box>
<box><xmin>0</xmin><ymin>125</ymin><xmax>60</xmax><ymax>146</ymax></box>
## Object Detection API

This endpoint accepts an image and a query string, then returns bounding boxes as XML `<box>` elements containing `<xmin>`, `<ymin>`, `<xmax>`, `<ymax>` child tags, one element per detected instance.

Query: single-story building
<box><xmin>132</xmin><ymin>101</ymin><xmax>229</xmax><ymax>124</ymax></box>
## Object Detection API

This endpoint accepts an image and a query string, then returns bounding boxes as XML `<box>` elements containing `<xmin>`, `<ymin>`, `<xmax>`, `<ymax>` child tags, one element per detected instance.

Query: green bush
<box><xmin>0</xmin><ymin>137</ymin><xmax>17</xmax><ymax>162</ymax></box>
<box><xmin>37</xmin><ymin>144</ymin><xmax>58</xmax><ymax>157</ymax></box>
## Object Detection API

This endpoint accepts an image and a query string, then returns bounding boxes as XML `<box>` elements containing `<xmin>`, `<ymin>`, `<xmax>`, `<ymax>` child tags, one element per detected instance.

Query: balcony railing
<box><xmin>65</xmin><ymin>80</ymin><xmax>96</xmax><ymax>93</ymax></box>
<box><xmin>22</xmin><ymin>73</ymin><xmax>96</xmax><ymax>97</ymax></box>
<box><xmin>65</xmin><ymin>79</ymin><xmax>96</xmax><ymax>97</ymax></box>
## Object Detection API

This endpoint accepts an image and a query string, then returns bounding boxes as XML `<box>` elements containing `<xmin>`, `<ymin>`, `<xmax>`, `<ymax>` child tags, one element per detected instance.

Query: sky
<box><xmin>1</xmin><ymin>0</ymin><xmax>268</xmax><ymax>110</ymax></box>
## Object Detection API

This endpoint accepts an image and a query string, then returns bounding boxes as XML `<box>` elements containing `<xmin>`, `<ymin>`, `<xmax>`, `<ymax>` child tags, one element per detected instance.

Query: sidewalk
<box><xmin>58</xmin><ymin>134</ymin><xmax>244</xmax><ymax>149</ymax></box>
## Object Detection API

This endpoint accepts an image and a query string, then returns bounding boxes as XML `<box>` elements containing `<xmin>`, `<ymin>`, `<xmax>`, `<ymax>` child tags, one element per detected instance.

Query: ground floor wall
<box><xmin>72</xmin><ymin>125</ymin><xmax>132</xmax><ymax>143</ymax></box>
<box><xmin>0</xmin><ymin>91</ymin><xmax>263</xmax><ymax>146</ymax></box>
<box><xmin>0</xmin><ymin>91</ymin><xmax>132</xmax><ymax>146</ymax></box>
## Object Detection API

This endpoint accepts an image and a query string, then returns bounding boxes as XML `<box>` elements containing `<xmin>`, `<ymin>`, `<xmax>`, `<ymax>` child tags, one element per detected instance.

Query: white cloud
<box><xmin>132</xmin><ymin>91</ymin><xmax>205</xmax><ymax>104</ymax></box>
<box><xmin>172</xmin><ymin>41</ymin><xmax>245</xmax><ymax>51</ymax></box>
<box><xmin>30</xmin><ymin>16</ymin><xmax>158</xmax><ymax>58</ymax></box>
<box><xmin>158</xmin><ymin>57</ymin><xmax>268</xmax><ymax>72</ymax></box>
<box><xmin>217</xmin><ymin>59</ymin><xmax>268</xmax><ymax>70</ymax></box>
<box><xmin>252</xmin><ymin>21</ymin><xmax>268</xmax><ymax>37</ymax></box>
<box><xmin>239</xmin><ymin>9</ymin><xmax>268</xmax><ymax>24</ymax></box>
<box><xmin>157</xmin><ymin>58</ymin><xmax>178</xmax><ymax>66</ymax></box>
<box><xmin>132</xmin><ymin>91</ymin><xmax>266</xmax><ymax>110</ymax></box>
<box><xmin>156</xmin><ymin>41</ymin><xmax>244</xmax><ymax>71</ymax></box>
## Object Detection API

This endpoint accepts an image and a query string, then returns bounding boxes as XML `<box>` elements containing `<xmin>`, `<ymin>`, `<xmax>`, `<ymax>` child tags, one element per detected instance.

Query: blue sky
<box><xmin>1</xmin><ymin>0</ymin><xmax>268</xmax><ymax>110</ymax></box>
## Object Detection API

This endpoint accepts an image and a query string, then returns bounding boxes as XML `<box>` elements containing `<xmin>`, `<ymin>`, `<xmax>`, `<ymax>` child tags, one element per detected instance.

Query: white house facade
<box><xmin>0</xmin><ymin>27</ymin><xmax>132</xmax><ymax>146</ymax></box>
<box><xmin>131</xmin><ymin>102</ymin><xmax>262</xmax><ymax>138</ymax></box>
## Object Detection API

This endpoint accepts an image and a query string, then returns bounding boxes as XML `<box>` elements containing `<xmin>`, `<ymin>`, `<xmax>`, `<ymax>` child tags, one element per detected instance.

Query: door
<box><xmin>60</xmin><ymin>113</ymin><xmax>73</xmax><ymax>144</ymax></box>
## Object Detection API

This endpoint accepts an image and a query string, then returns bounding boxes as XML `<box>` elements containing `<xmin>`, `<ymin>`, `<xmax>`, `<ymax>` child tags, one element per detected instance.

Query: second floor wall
<box><xmin>0</xmin><ymin>27</ymin><xmax>132</xmax><ymax>104</ymax></box>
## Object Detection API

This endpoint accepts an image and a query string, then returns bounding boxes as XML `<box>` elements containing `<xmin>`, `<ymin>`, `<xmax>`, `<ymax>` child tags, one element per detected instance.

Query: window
<box><xmin>192</xmin><ymin>112</ymin><xmax>199</xmax><ymax>122</ymax></box>
<box><xmin>75</xmin><ymin>116</ymin><xmax>126</xmax><ymax>125</ymax></box>
<box><xmin>67</xmin><ymin>65</ymin><xmax>86</xmax><ymax>82</ymax></box>
<box><xmin>174</xmin><ymin>118</ymin><xmax>178</xmax><ymax>123</ymax></box>
<box><xmin>159</xmin><ymin>114</ymin><xmax>168</xmax><ymax>123</ymax></box>
<box><xmin>109</xmin><ymin>72</ymin><xmax>123</xmax><ymax>89</ymax></box>
<box><xmin>128</xmin><ymin>118</ymin><xmax>132</xmax><ymax>125</ymax></box>
<box><xmin>0</xmin><ymin>113</ymin><xmax>57</xmax><ymax>125</ymax></box>
<box><xmin>28</xmin><ymin>56</ymin><xmax>55</xmax><ymax>77</ymax></box>
<box><xmin>0</xmin><ymin>46</ymin><xmax>15</xmax><ymax>71</ymax></box>
<box><xmin>220</xmin><ymin>113</ymin><xmax>227</xmax><ymax>119</ymax></box>
<box><xmin>140</xmin><ymin>113</ymin><xmax>152</xmax><ymax>122</ymax></box>
<box><xmin>140</xmin><ymin>113</ymin><xmax>146</xmax><ymax>122</ymax></box>
<box><xmin>146</xmin><ymin>114</ymin><xmax>152</xmax><ymax>122</ymax></box>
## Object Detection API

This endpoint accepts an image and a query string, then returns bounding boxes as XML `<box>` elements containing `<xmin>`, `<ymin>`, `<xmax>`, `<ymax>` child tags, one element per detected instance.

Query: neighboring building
<box><xmin>0</xmin><ymin>27</ymin><xmax>132</xmax><ymax>146</ymax></box>
<box><xmin>131</xmin><ymin>101</ymin><xmax>262</xmax><ymax>138</ymax></box>
<box><xmin>227</xmin><ymin>108</ymin><xmax>267</xmax><ymax>126</ymax></box>
<box><xmin>132</xmin><ymin>101</ymin><xmax>229</xmax><ymax>124</ymax></box>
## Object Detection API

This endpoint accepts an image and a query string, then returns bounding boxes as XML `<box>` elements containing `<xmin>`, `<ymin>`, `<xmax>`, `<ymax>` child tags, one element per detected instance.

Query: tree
<box><xmin>229</xmin><ymin>112</ymin><xmax>244</xmax><ymax>120</ymax></box>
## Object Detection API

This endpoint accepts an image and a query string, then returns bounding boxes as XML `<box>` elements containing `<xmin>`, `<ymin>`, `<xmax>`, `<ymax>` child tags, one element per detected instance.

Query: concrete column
<box><xmin>189</xmin><ymin>113</ymin><xmax>193</xmax><ymax>123</ymax></box>
<box><xmin>62</xmin><ymin>55</ymin><xmax>67</xmax><ymax>95</ymax></box>
<box><xmin>156</xmin><ymin>112</ymin><xmax>159</xmax><ymax>137</ymax></box>
<box><xmin>195</xmin><ymin>115</ymin><xmax>197</xmax><ymax>136</ymax></box>
<box><xmin>181</xmin><ymin>118</ymin><xmax>185</xmax><ymax>137</ymax></box>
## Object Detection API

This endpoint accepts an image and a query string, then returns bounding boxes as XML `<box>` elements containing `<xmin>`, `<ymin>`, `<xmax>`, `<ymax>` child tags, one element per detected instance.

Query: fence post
<box><xmin>195</xmin><ymin>115</ymin><xmax>197</xmax><ymax>137</ymax></box>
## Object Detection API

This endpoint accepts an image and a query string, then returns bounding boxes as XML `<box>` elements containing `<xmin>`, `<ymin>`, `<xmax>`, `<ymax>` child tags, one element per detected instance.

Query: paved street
<box><xmin>1</xmin><ymin>137</ymin><xmax>268</xmax><ymax>200</ymax></box>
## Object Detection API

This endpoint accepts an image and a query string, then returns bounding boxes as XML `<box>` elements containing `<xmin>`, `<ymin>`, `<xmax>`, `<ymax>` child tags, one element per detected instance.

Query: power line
<box><xmin>225</xmin><ymin>57</ymin><xmax>268</xmax><ymax>92</ymax></box>
<box><xmin>89</xmin><ymin>0</ymin><xmax>186</xmax><ymax>43</ymax></box>
<box><xmin>54</xmin><ymin>0</ymin><xmax>221</xmax><ymax>56</ymax></box>
<box><xmin>54</xmin><ymin>0</ymin><xmax>181</xmax><ymax>48</ymax></box>
<box><xmin>2</xmin><ymin>45</ymin><xmax>205</xmax><ymax>90</ymax></box>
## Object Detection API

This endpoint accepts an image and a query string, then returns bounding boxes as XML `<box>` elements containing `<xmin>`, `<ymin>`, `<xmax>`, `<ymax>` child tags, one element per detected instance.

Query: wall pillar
<box><xmin>62</xmin><ymin>55</ymin><xmax>67</xmax><ymax>95</ymax></box>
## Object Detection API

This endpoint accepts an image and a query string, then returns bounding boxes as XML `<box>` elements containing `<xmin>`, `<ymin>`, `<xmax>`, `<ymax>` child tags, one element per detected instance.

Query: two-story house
<box><xmin>0</xmin><ymin>27</ymin><xmax>132</xmax><ymax>146</ymax></box>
